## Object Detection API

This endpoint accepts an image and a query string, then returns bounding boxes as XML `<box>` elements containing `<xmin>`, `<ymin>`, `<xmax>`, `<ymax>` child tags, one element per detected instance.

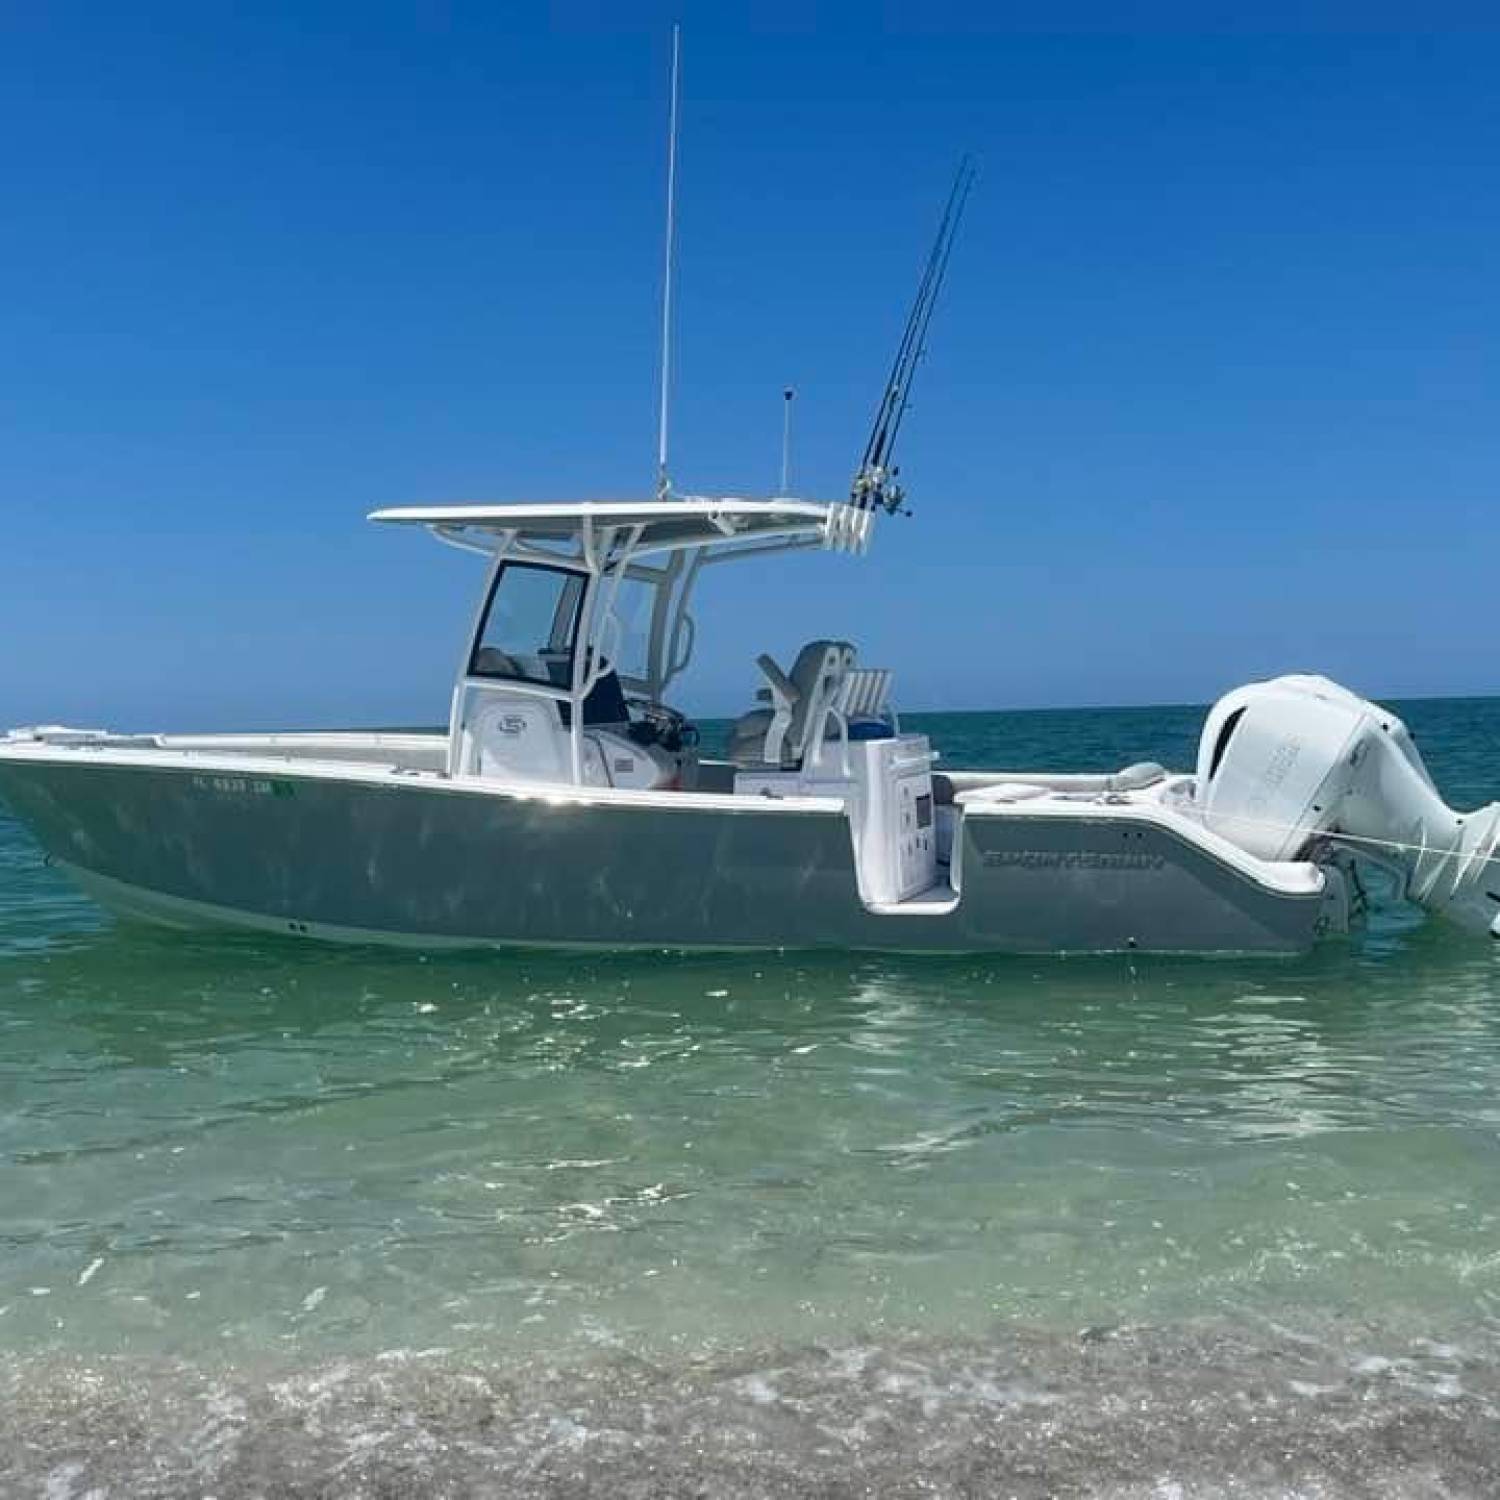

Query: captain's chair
<box><xmin>728</xmin><ymin>639</ymin><xmax>855</xmax><ymax>770</ymax></box>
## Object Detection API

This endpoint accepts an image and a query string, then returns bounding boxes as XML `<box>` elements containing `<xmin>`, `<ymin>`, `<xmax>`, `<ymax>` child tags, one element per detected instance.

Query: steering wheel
<box><xmin>629</xmin><ymin>697</ymin><xmax>695</xmax><ymax>751</ymax></box>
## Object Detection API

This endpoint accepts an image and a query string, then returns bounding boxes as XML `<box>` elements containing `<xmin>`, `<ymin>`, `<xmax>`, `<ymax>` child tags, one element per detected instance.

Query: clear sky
<box><xmin>3</xmin><ymin>4</ymin><xmax>1497</xmax><ymax>729</ymax></box>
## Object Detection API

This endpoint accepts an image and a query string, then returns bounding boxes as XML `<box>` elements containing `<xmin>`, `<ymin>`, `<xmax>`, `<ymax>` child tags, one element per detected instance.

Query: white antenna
<box><xmin>779</xmin><ymin>387</ymin><xmax>794</xmax><ymax>495</ymax></box>
<box><xmin>655</xmin><ymin>24</ymin><xmax>682</xmax><ymax>500</ymax></box>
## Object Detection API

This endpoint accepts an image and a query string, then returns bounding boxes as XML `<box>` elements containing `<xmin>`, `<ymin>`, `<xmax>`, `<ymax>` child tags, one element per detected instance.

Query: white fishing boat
<box><xmin>2</xmin><ymin>488</ymin><xmax>1497</xmax><ymax>954</ymax></box>
<box><xmin>2</xmin><ymin>43</ymin><xmax>1497</xmax><ymax>956</ymax></box>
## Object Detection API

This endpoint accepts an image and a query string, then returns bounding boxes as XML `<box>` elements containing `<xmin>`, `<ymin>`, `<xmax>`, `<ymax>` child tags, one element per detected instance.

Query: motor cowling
<box><xmin>1195</xmin><ymin>674</ymin><xmax>1500</xmax><ymax>938</ymax></box>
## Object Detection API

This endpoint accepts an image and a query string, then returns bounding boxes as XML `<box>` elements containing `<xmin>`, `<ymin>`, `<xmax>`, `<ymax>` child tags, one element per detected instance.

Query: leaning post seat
<box><xmin>729</xmin><ymin>639</ymin><xmax>875</xmax><ymax>770</ymax></box>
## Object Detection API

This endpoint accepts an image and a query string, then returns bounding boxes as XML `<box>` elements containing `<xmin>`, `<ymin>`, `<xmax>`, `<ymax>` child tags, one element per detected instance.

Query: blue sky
<box><xmin>2</xmin><ymin>5</ymin><xmax>1498</xmax><ymax>728</ymax></box>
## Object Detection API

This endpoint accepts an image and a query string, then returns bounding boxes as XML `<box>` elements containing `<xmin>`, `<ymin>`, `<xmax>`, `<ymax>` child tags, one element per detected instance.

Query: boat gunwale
<box><xmin>0</xmin><ymin>738</ymin><xmax>1327</xmax><ymax>899</ymax></box>
<box><xmin>0</xmin><ymin>739</ymin><xmax>851</xmax><ymax>817</ymax></box>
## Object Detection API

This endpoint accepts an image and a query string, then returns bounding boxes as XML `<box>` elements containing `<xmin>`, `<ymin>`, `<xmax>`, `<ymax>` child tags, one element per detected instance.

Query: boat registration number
<box><xmin>191</xmin><ymin>775</ymin><xmax>296</xmax><ymax>798</ymax></box>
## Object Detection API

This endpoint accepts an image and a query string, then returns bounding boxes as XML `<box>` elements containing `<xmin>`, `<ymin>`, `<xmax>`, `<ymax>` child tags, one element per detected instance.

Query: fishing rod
<box><xmin>851</xmin><ymin>156</ymin><xmax>977</xmax><ymax>515</ymax></box>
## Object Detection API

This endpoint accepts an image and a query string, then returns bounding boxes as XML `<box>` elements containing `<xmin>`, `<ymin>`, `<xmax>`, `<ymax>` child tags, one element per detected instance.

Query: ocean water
<box><xmin>3</xmin><ymin>699</ymin><xmax>1500</xmax><ymax>1497</ymax></box>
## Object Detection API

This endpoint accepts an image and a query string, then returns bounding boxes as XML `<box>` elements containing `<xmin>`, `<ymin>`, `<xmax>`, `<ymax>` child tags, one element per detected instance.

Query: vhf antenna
<box><xmin>850</xmin><ymin>156</ymin><xmax>976</xmax><ymax>515</ymax></box>
<box><xmin>779</xmin><ymin>387</ymin><xmax>794</xmax><ymax>494</ymax></box>
<box><xmin>655</xmin><ymin>24</ymin><xmax>682</xmax><ymax>500</ymax></box>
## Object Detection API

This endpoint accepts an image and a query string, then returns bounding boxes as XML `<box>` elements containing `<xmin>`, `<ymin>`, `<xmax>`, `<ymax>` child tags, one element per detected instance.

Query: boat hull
<box><xmin>0</xmin><ymin>752</ymin><xmax>1328</xmax><ymax>955</ymax></box>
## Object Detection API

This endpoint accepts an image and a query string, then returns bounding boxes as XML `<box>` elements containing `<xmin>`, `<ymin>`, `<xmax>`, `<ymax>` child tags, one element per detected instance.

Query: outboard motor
<box><xmin>1195</xmin><ymin>675</ymin><xmax>1500</xmax><ymax>938</ymax></box>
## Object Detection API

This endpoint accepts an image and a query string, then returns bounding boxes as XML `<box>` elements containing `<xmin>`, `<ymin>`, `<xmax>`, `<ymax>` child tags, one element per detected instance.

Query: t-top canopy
<box><xmin>368</xmin><ymin>496</ymin><xmax>871</xmax><ymax>559</ymax></box>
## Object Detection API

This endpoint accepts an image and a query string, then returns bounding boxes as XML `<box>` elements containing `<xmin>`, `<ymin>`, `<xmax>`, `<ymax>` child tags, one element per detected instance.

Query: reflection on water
<box><xmin>4</xmin><ymin>864</ymin><xmax>1500</xmax><ymax>1370</ymax></box>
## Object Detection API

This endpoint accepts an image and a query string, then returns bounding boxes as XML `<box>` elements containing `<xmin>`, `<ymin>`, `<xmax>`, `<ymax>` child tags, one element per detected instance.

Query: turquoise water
<box><xmin>3</xmin><ymin>700</ymin><xmax>1500</xmax><ymax>1495</ymax></box>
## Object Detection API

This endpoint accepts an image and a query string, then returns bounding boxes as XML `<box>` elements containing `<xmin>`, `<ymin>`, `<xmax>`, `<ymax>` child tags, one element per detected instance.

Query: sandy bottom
<box><xmin>5</xmin><ymin>1318</ymin><xmax>1498</xmax><ymax>1499</ymax></box>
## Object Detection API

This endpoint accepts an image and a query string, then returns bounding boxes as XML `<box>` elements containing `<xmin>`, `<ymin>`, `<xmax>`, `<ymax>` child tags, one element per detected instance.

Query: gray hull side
<box><xmin>0</xmin><ymin>760</ymin><xmax>1324</xmax><ymax>954</ymax></box>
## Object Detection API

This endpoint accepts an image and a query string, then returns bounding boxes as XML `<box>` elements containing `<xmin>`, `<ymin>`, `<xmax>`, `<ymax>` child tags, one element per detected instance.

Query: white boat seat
<box><xmin>954</xmin><ymin>761</ymin><xmax>1170</xmax><ymax>807</ymax></box>
<box><xmin>1106</xmin><ymin>761</ymin><xmax>1167</xmax><ymax>793</ymax></box>
<box><xmin>728</xmin><ymin>639</ymin><xmax>855</xmax><ymax>769</ymax></box>
<box><xmin>462</xmin><ymin>693</ymin><xmax>569</xmax><ymax>783</ymax></box>
<box><xmin>956</xmin><ymin>781</ymin><xmax>1051</xmax><ymax>806</ymax></box>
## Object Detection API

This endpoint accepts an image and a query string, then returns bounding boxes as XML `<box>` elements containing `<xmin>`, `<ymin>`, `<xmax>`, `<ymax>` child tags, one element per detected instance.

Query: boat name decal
<box><xmin>981</xmin><ymin>849</ymin><xmax>1165</xmax><ymax>872</ymax></box>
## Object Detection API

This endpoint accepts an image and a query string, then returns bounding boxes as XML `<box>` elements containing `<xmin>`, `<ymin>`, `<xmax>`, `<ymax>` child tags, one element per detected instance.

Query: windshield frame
<box><xmin>466</xmin><ymin>560</ymin><xmax>587</xmax><ymax>690</ymax></box>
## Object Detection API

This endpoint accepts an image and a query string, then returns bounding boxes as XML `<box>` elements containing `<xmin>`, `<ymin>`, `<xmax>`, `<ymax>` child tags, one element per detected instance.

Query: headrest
<box><xmin>788</xmin><ymin>639</ymin><xmax>854</xmax><ymax>693</ymax></box>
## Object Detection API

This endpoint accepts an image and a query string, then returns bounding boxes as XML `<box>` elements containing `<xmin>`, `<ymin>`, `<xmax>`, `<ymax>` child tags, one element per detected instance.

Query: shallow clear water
<box><xmin>4</xmin><ymin>700</ymin><xmax>1500</xmax><ymax>1496</ymax></box>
